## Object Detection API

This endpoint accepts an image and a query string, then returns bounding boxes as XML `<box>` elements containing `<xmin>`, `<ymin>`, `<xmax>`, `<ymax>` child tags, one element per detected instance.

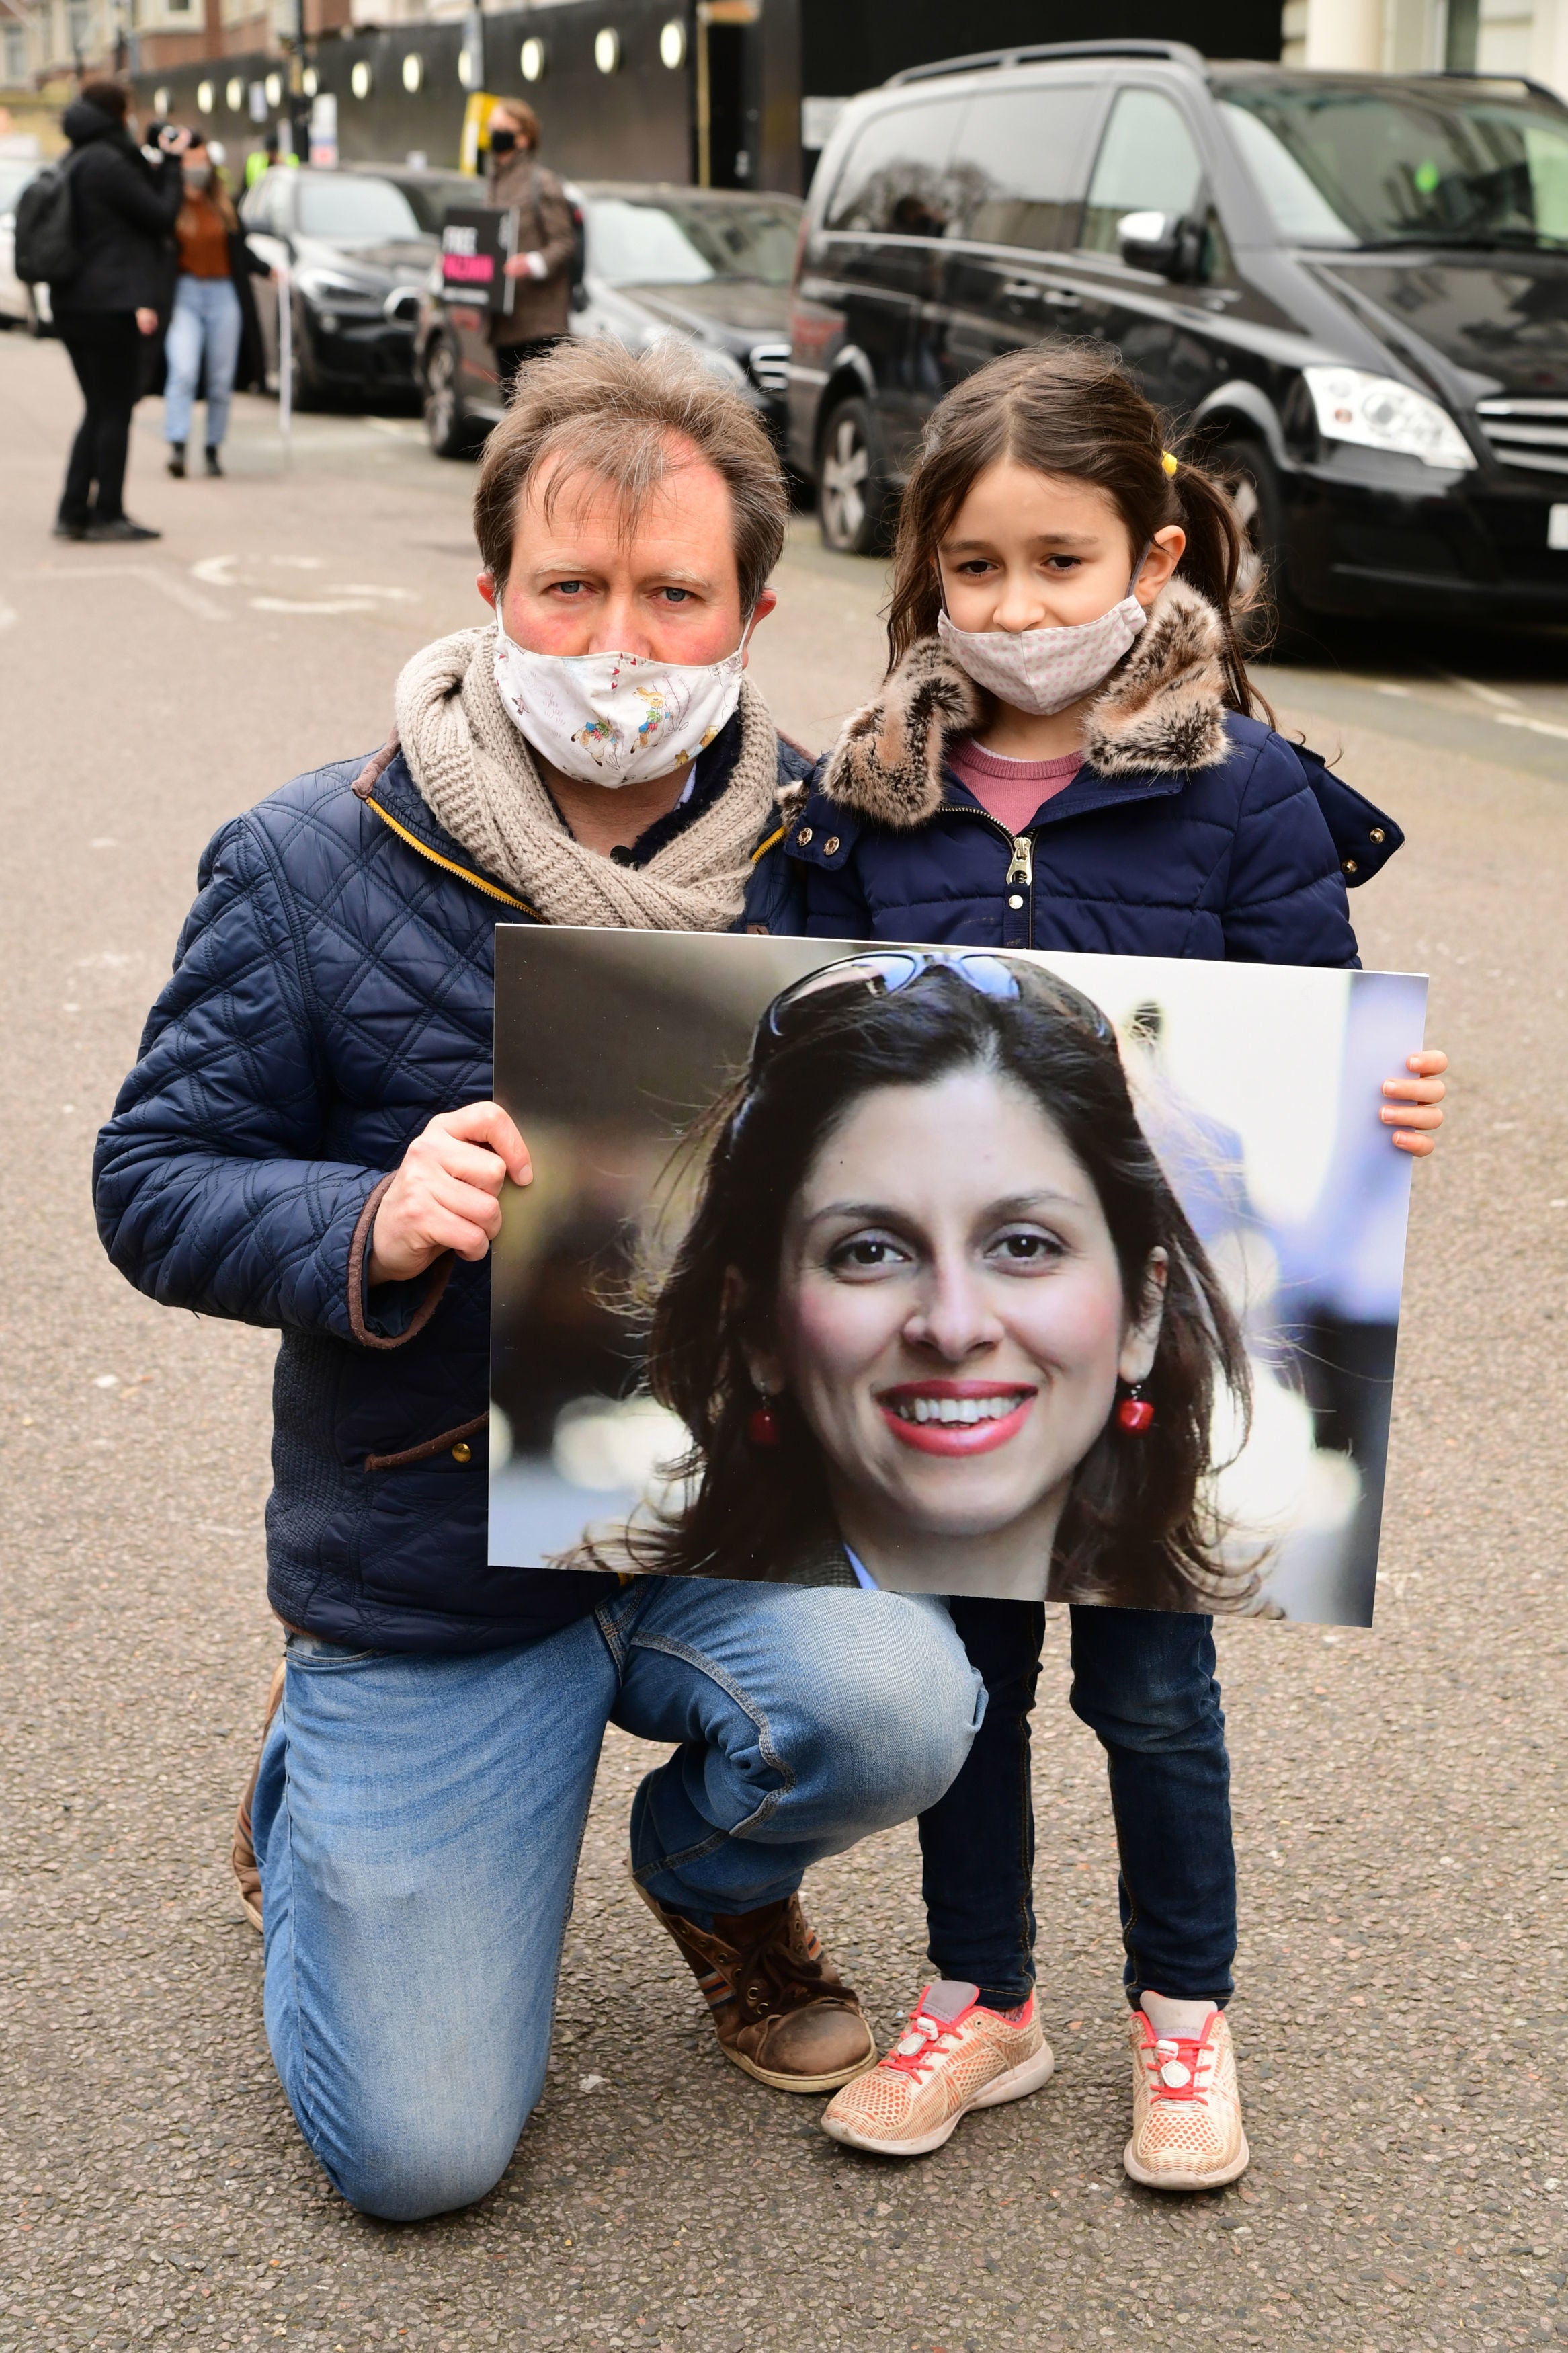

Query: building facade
<box><xmin>1281</xmin><ymin>0</ymin><xmax>1567</xmax><ymax>91</ymax></box>
<box><xmin>2</xmin><ymin>0</ymin><xmax>1563</xmax><ymax>175</ymax></box>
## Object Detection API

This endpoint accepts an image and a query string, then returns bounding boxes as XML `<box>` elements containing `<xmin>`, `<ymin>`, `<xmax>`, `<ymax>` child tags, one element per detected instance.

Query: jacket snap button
<box><xmin>1370</xmin><ymin>827</ymin><xmax>1385</xmax><ymax>844</ymax></box>
<box><xmin>797</xmin><ymin>826</ymin><xmax>813</xmax><ymax>845</ymax></box>
<box><xmin>1342</xmin><ymin>857</ymin><xmax>1358</xmax><ymax>875</ymax></box>
<box><xmin>823</xmin><ymin>835</ymin><xmax>840</xmax><ymax>856</ymax></box>
<box><xmin>1008</xmin><ymin>893</ymin><xmax>1024</xmax><ymax>910</ymax></box>
<box><xmin>451</xmin><ymin>1441</ymin><xmax>473</xmax><ymax>1464</ymax></box>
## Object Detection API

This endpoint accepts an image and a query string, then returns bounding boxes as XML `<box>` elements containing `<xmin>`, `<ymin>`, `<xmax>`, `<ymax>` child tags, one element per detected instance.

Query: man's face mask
<box><xmin>491</xmin><ymin>608</ymin><xmax>752</xmax><ymax>787</ymax></box>
<box><xmin>489</xmin><ymin>128</ymin><xmax>518</xmax><ymax>156</ymax></box>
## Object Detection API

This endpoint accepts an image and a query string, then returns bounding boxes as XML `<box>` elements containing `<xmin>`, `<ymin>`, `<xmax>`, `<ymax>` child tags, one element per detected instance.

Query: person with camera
<box><xmin>484</xmin><ymin>98</ymin><xmax>574</xmax><ymax>405</ymax></box>
<box><xmin>51</xmin><ymin>79</ymin><xmax>188</xmax><ymax>543</ymax></box>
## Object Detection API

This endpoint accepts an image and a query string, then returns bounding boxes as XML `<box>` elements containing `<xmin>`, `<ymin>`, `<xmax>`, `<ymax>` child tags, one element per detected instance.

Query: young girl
<box><xmin>744</xmin><ymin>344</ymin><xmax>1445</xmax><ymax>2188</ymax></box>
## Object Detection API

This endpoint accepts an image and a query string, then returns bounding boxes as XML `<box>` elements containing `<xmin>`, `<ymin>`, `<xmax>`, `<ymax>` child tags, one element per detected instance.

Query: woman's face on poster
<box><xmin>753</xmin><ymin>1066</ymin><xmax>1163</xmax><ymax>1551</ymax></box>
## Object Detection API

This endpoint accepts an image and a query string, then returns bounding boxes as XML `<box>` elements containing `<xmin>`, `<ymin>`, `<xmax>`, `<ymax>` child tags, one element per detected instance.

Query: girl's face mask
<box><xmin>491</xmin><ymin>610</ymin><xmax>751</xmax><ymax>787</ymax></box>
<box><xmin>183</xmin><ymin>161</ymin><xmax>214</xmax><ymax>191</ymax></box>
<box><xmin>936</xmin><ymin>572</ymin><xmax>1149</xmax><ymax>717</ymax></box>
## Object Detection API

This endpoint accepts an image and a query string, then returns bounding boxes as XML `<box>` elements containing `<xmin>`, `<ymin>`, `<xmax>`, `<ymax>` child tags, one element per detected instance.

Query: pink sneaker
<box><xmin>821</xmin><ymin>1981</ymin><xmax>1054</xmax><ymax>2157</ymax></box>
<box><xmin>1124</xmin><ymin>2007</ymin><xmax>1249</xmax><ymax>2191</ymax></box>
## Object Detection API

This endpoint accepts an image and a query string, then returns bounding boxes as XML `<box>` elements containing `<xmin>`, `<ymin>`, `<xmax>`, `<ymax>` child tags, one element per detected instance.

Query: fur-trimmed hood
<box><xmin>821</xmin><ymin>577</ymin><xmax>1231</xmax><ymax>831</ymax></box>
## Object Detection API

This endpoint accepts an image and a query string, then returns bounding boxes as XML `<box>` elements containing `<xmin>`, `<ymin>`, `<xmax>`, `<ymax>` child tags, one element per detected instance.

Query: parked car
<box><xmin>788</xmin><ymin>40</ymin><xmax>1568</xmax><ymax>627</ymax></box>
<box><xmin>240</xmin><ymin>160</ymin><xmax>472</xmax><ymax>405</ymax></box>
<box><xmin>0</xmin><ymin>155</ymin><xmax>51</xmax><ymax>331</ymax></box>
<box><xmin>417</xmin><ymin>182</ymin><xmax>800</xmax><ymax>459</ymax></box>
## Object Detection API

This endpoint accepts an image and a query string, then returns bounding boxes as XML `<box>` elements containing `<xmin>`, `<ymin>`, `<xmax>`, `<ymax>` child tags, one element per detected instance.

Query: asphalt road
<box><xmin>2</xmin><ymin>333</ymin><xmax>1566</xmax><ymax>2353</ymax></box>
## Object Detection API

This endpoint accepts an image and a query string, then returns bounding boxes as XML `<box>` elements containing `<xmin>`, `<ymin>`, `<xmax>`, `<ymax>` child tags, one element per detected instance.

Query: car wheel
<box><xmin>423</xmin><ymin>334</ymin><xmax>477</xmax><ymax>460</ymax></box>
<box><xmin>1211</xmin><ymin>437</ymin><xmax>1309</xmax><ymax>651</ymax></box>
<box><xmin>818</xmin><ymin>397</ymin><xmax>892</xmax><ymax>556</ymax></box>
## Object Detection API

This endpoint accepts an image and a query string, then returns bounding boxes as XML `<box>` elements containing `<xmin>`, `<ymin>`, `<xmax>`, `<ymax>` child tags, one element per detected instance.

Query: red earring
<box><xmin>747</xmin><ymin>1394</ymin><xmax>780</xmax><ymax>1447</ymax></box>
<box><xmin>1117</xmin><ymin>1383</ymin><xmax>1155</xmax><ymax>1435</ymax></box>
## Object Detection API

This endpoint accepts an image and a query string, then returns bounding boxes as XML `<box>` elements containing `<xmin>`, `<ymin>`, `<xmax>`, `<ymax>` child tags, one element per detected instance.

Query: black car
<box><xmin>788</xmin><ymin>41</ymin><xmax>1568</xmax><ymax>627</ymax></box>
<box><xmin>241</xmin><ymin>161</ymin><xmax>472</xmax><ymax>405</ymax></box>
<box><xmin>417</xmin><ymin>182</ymin><xmax>800</xmax><ymax>458</ymax></box>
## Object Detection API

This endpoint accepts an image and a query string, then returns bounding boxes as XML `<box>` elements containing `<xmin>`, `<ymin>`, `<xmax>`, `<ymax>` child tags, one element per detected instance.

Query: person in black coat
<box><xmin>50</xmin><ymin>79</ymin><xmax>186</xmax><ymax>542</ymax></box>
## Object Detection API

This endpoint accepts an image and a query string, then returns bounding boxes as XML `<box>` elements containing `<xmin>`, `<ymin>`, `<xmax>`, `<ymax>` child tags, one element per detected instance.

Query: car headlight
<box><xmin>296</xmin><ymin>268</ymin><xmax>380</xmax><ymax>308</ymax></box>
<box><xmin>1303</xmin><ymin>366</ymin><xmax>1475</xmax><ymax>473</ymax></box>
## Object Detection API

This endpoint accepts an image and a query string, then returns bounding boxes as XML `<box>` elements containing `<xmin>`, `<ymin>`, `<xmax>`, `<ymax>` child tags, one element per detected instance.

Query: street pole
<box><xmin>277</xmin><ymin>257</ymin><xmax>292</xmax><ymax>465</ymax></box>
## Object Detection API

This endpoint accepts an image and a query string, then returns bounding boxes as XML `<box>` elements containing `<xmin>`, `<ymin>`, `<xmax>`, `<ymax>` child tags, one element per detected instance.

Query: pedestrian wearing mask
<box><xmin>50</xmin><ymin>79</ymin><xmax>186</xmax><ymax>543</ymax></box>
<box><xmin>747</xmin><ymin>344</ymin><xmax>1447</xmax><ymax>2189</ymax></box>
<box><xmin>484</xmin><ymin>98</ymin><xmax>574</xmax><ymax>405</ymax></box>
<box><xmin>163</xmin><ymin>134</ymin><xmax>270</xmax><ymax>479</ymax></box>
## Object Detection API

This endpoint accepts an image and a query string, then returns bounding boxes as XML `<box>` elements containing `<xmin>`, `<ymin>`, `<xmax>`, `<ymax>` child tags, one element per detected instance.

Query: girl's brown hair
<box><xmin>886</xmin><ymin>343</ymin><xmax>1266</xmax><ymax>721</ymax></box>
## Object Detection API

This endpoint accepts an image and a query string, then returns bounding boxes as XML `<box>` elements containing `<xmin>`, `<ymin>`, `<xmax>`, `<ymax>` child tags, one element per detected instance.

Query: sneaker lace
<box><xmin>1141</xmin><ymin>2030</ymin><xmax>1216</xmax><ymax>2105</ymax></box>
<box><xmin>882</xmin><ymin>2007</ymin><xmax>962</xmax><ymax>2084</ymax></box>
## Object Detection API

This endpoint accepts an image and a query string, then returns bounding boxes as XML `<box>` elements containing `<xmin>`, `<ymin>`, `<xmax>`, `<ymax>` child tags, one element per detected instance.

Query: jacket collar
<box><xmin>352</xmin><ymin>719</ymin><xmax>792</xmax><ymax>916</ymax></box>
<box><xmin>352</xmin><ymin>736</ymin><xmax>538</xmax><ymax>914</ymax></box>
<box><xmin>817</xmin><ymin>578</ymin><xmax>1233</xmax><ymax>832</ymax></box>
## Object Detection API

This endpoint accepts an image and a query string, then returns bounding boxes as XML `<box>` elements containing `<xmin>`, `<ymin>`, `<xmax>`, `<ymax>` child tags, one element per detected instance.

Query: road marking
<box><xmin>1491</xmin><ymin>711</ymin><xmax>1568</xmax><ymax>743</ymax></box>
<box><xmin>1442</xmin><ymin>672</ymin><xmax>1524</xmax><ymax>711</ymax></box>
<box><xmin>24</xmin><ymin>564</ymin><xmax>226</xmax><ymax>621</ymax></box>
<box><xmin>249</xmin><ymin>595</ymin><xmax>381</xmax><ymax>614</ymax></box>
<box><xmin>249</xmin><ymin>584</ymin><xmax>419</xmax><ymax>614</ymax></box>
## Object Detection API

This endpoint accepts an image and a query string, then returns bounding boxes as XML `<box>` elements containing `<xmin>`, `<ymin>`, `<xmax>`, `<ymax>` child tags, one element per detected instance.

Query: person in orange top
<box><xmin>163</xmin><ymin>136</ymin><xmax>266</xmax><ymax>478</ymax></box>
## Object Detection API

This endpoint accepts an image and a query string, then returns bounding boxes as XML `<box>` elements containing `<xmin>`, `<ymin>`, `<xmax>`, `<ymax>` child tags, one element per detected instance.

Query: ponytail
<box><xmin>1161</xmin><ymin>452</ymin><xmax>1268</xmax><ymax>724</ymax></box>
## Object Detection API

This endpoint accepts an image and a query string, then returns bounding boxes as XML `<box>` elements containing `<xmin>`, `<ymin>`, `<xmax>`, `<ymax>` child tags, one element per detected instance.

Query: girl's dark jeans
<box><xmin>918</xmin><ymin>1599</ymin><xmax>1236</xmax><ymax>2012</ymax></box>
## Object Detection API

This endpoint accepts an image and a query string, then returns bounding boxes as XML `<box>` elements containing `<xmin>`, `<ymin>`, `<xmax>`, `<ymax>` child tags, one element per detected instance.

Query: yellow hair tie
<box><xmin>1161</xmin><ymin>450</ymin><xmax>1179</xmax><ymax>478</ymax></box>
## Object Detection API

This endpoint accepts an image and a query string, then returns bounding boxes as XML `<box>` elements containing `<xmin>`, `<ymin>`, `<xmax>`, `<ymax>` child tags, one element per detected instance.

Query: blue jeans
<box><xmin>919</xmin><ymin>1601</ymin><xmax>1235</xmax><ymax>2010</ymax></box>
<box><xmin>251</xmin><ymin>1578</ymin><xmax>983</xmax><ymax>2222</ymax></box>
<box><xmin>163</xmin><ymin>274</ymin><xmax>243</xmax><ymax>450</ymax></box>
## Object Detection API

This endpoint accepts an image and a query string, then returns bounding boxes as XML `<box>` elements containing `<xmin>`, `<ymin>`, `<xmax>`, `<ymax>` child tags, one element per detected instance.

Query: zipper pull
<box><xmin>1005</xmin><ymin>835</ymin><xmax>1034</xmax><ymax>888</ymax></box>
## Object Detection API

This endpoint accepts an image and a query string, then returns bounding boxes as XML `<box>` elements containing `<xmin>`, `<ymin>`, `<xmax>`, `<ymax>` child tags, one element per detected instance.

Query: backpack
<box><xmin>15</xmin><ymin>149</ymin><xmax>82</xmax><ymax>288</ymax></box>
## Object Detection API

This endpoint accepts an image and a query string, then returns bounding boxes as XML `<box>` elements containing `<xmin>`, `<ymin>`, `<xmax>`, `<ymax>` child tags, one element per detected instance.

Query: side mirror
<box><xmin>1116</xmin><ymin>209</ymin><xmax>1183</xmax><ymax>274</ymax></box>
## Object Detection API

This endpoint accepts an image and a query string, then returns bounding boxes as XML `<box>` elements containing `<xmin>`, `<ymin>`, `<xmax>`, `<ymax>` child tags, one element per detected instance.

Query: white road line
<box><xmin>1442</xmin><ymin>672</ymin><xmax>1524</xmax><ymax>711</ymax></box>
<box><xmin>23</xmin><ymin>564</ymin><xmax>226</xmax><ymax>621</ymax></box>
<box><xmin>1491</xmin><ymin>711</ymin><xmax>1568</xmax><ymax>743</ymax></box>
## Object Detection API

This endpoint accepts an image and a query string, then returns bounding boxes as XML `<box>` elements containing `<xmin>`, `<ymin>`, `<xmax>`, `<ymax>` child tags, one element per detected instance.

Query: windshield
<box><xmin>297</xmin><ymin>175</ymin><xmax>426</xmax><ymax>242</ymax></box>
<box><xmin>1217</xmin><ymin>81</ymin><xmax>1568</xmax><ymax>250</ymax></box>
<box><xmin>387</xmin><ymin>174</ymin><xmax>475</xmax><ymax>234</ymax></box>
<box><xmin>586</xmin><ymin>196</ymin><xmax>799</xmax><ymax>287</ymax></box>
<box><xmin>0</xmin><ymin>161</ymin><xmax>38</xmax><ymax>216</ymax></box>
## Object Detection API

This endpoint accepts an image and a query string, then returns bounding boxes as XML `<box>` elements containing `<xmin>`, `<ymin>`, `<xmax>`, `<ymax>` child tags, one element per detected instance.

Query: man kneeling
<box><xmin>93</xmin><ymin>342</ymin><xmax>983</xmax><ymax>2221</ymax></box>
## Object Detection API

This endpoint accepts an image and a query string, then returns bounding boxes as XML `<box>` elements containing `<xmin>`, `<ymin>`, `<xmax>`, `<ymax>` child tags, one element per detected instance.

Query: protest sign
<box><xmin>490</xmin><ymin>930</ymin><xmax>1426</xmax><ymax>1626</ymax></box>
<box><xmin>439</xmin><ymin>206</ymin><xmax>515</xmax><ymax>316</ymax></box>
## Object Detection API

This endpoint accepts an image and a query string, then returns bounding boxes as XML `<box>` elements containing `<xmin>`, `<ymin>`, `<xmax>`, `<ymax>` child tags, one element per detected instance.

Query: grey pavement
<box><xmin>1</xmin><ymin>327</ymin><xmax>1566</xmax><ymax>2353</ymax></box>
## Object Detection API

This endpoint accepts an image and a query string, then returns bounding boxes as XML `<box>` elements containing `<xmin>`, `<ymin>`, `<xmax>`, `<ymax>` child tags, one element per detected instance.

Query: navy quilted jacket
<box><xmin>741</xmin><ymin>593</ymin><xmax>1400</xmax><ymax>964</ymax></box>
<box><xmin>93</xmin><ymin>721</ymin><xmax>809</xmax><ymax>1654</ymax></box>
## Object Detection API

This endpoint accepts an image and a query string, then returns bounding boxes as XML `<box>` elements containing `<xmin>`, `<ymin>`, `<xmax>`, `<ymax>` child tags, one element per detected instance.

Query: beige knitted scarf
<box><xmin>394</xmin><ymin>624</ymin><xmax>783</xmax><ymax>930</ymax></box>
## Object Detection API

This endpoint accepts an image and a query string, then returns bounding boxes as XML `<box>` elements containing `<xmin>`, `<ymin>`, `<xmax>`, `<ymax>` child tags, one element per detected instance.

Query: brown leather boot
<box><xmin>231</xmin><ymin>1659</ymin><xmax>286</xmax><ymax>1932</ymax></box>
<box><xmin>635</xmin><ymin>1878</ymin><xmax>876</xmax><ymax>2092</ymax></box>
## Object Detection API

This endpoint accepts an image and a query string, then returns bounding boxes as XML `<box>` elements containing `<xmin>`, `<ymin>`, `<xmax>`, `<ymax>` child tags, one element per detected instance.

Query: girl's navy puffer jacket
<box><xmin>741</xmin><ymin>582</ymin><xmax>1400</xmax><ymax>963</ymax></box>
<box><xmin>93</xmin><ymin>718</ymin><xmax>809</xmax><ymax>1657</ymax></box>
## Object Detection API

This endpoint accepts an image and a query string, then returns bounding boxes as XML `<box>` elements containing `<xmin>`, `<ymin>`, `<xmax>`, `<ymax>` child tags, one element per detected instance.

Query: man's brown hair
<box><xmin>472</xmin><ymin>338</ymin><xmax>788</xmax><ymax>615</ymax></box>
